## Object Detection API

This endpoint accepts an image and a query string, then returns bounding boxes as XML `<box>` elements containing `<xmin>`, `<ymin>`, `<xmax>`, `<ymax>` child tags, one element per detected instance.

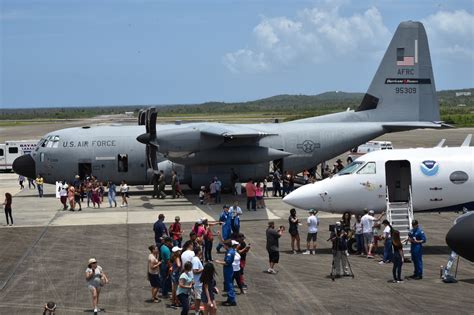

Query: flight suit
<box><xmin>223</xmin><ymin>247</ymin><xmax>236</xmax><ymax>304</ymax></box>
<box><xmin>409</xmin><ymin>226</ymin><xmax>427</xmax><ymax>278</ymax></box>
<box><xmin>216</xmin><ymin>210</ymin><xmax>231</xmax><ymax>252</ymax></box>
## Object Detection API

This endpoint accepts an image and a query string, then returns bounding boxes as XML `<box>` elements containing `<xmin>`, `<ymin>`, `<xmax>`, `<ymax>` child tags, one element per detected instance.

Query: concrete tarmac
<box><xmin>0</xmin><ymin>176</ymin><xmax>473</xmax><ymax>314</ymax></box>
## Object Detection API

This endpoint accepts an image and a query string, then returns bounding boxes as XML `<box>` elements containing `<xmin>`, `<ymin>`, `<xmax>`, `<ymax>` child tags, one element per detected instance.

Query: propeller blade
<box><xmin>138</xmin><ymin>110</ymin><xmax>146</xmax><ymax>126</ymax></box>
<box><xmin>145</xmin><ymin>109</ymin><xmax>150</xmax><ymax>134</ymax></box>
<box><xmin>150</xmin><ymin>145</ymin><xmax>158</xmax><ymax>170</ymax></box>
<box><xmin>149</xmin><ymin>108</ymin><xmax>157</xmax><ymax>136</ymax></box>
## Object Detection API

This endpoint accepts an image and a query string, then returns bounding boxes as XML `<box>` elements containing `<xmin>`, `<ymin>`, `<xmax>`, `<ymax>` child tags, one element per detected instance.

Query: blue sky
<box><xmin>1</xmin><ymin>0</ymin><xmax>473</xmax><ymax>108</ymax></box>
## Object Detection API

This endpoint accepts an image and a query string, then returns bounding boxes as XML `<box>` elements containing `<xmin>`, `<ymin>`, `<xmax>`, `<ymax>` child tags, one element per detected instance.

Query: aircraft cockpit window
<box><xmin>46</xmin><ymin>135</ymin><xmax>54</xmax><ymax>148</ymax></box>
<box><xmin>357</xmin><ymin>162</ymin><xmax>376</xmax><ymax>175</ymax></box>
<box><xmin>338</xmin><ymin>161</ymin><xmax>364</xmax><ymax>175</ymax></box>
<box><xmin>52</xmin><ymin>135</ymin><xmax>60</xmax><ymax>148</ymax></box>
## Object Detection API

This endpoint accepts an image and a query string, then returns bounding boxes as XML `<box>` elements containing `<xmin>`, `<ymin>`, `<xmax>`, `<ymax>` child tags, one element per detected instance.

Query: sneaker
<box><xmin>292</xmin><ymin>250</ymin><xmax>297</xmax><ymax>255</ymax></box>
<box><xmin>270</xmin><ymin>269</ymin><xmax>277</xmax><ymax>274</ymax></box>
<box><xmin>413</xmin><ymin>276</ymin><xmax>423</xmax><ymax>280</ymax></box>
<box><xmin>378</xmin><ymin>261</ymin><xmax>386</xmax><ymax>265</ymax></box>
<box><xmin>302</xmin><ymin>251</ymin><xmax>311</xmax><ymax>255</ymax></box>
<box><xmin>391</xmin><ymin>280</ymin><xmax>398</xmax><ymax>283</ymax></box>
<box><xmin>153</xmin><ymin>298</ymin><xmax>161</xmax><ymax>303</ymax></box>
<box><xmin>367</xmin><ymin>255</ymin><xmax>374</xmax><ymax>259</ymax></box>
<box><xmin>222</xmin><ymin>301</ymin><xmax>237</xmax><ymax>306</ymax></box>
<box><xmin>267</xmin><ymin>268</ymin><xmax>273</xmax><ymax>273</ymax></box>
<box><xmin>397</xmin><ymin>280</ymin><xmax>404</xmax><ymax>283</ymax></box>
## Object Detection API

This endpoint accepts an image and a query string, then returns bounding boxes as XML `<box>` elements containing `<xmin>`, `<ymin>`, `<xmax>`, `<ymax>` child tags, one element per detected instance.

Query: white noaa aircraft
<box><xmin>283</xmin><ymin>135</ymin><xmax>474</xmax><ymax>214</ymax></box>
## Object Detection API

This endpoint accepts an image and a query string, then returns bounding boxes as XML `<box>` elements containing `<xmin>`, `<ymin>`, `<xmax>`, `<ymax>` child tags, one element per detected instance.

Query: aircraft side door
<box><xmin>385</xmin><ymin>160</ymin><xmax>412</xmax><ymax>202</ymax></box>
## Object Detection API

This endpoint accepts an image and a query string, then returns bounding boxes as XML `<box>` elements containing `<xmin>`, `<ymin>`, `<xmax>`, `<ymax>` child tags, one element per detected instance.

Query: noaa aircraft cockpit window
<box><xmin>338</xmin><ymin>161</ymin><xmax>364</xmax><ymax>175</ymax></box>
<box><xmin>357</xmin><ymin>162</ymin><xmax>376</xmax><ymax>175</ymax></box>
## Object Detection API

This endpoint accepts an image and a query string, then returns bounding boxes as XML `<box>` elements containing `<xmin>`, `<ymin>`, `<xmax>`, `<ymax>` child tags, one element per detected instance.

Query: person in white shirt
<box><xmin>59</xmin><ymin>181</ymin><xmax>68</xmax><ymax>210</ymax></box>
<box><xmin>229</xmin><ymin>201</ymin><xmax>242</xmax><ymax>234</ymax></box>
<box><xmin>303</xmin><ymin>209</ymin><xmax>319</xmax><ymax>255</ymax></box>
<box><xmin>192</xmin><ymin>247</ymin><xmax>204</xmax><ymax>315</ymax></box>
<box><xmin>181</xmin><ymin>240</ymin><xmax>196</xmax><ymax>267</ymax></box>
<box><xmin>361</xmin><ymin>210</ymin><xmax>385</xmax><ymax>258</ymax></box>
<box><xmin>380</xmin><ymin>219</ymin><xmax>394</xmax><ymax>264</ymax></box>
<box><xmin>231</xmin><ymin>240</ymin><xmax>245</xmax><ymax>295</ymax></box>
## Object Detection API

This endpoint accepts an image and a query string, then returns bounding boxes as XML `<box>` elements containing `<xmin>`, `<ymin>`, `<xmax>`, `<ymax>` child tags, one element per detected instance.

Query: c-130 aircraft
<box><xmin>14</xmin><ymin>21</ymin><xmax>443</xmax><ymax>189</ymax></box>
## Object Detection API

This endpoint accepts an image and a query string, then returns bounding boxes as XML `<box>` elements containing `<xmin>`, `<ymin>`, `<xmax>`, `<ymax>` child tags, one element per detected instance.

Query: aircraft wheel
<box><xmin>347</xmin><ymin>238</ymin><xmax>357</xmax><ymax>254</ymax></box>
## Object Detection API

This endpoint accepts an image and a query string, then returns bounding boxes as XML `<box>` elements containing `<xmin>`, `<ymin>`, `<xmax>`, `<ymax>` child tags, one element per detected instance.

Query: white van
<box><xmin>347</xmin><ymin>141</ymin><xmax>393</xmax><ymax>162</ymax></box>
<box><xmin>0</xmin><ymin>140</ymin><xmax>38</xmax><ymax>172</ymax></box>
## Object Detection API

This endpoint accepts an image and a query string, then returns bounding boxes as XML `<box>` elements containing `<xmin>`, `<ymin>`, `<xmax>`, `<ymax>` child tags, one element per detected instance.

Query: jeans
<box><xmin>177</xmin><ymin>293</ymin><xmax>189</xmax><ymax>315</ymax></box>
<box><xmin>108</xmin><ymin>191</ymin><xmax>116</xmax><ymax>207</ymax></box>
<box><xmin>204</xmin><ymin>239</ymin><xmax>213</xmax><ymax>261</ymax></box>
<box><xmin>246</xmin><ymin>197</ymin><xmax>256</xmax><ymax>211</ymax></box>
<box><xmin>38</xmin><ymin>185</ymin><xmax>43</xmax><ymax>197</ymax></box>
<box><xmin>383</xmin><ymin>238</ymin><xmax>393</xmax><ymax>262</ymax></box>
<box><xmin>4</xmin><ymin>207</ymin><xmax>13</xmax><ymax>225</ymax></box>
<box><xmin>392</xmin><ymin>250</ymin><xmax>403</xmax><ymax>280</ymax></box>
<box><xmin>160</xmin><ymin>264</ymin><xmax>171</xmax><ymax>296</ymax></box>
<box><xmin>355</xmin><ymin>233</ymin><xmax>364</xmax><ymax>254</ymax></box>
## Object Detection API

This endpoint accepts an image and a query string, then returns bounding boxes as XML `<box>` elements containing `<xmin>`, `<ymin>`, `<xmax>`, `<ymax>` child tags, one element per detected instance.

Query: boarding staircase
<box><xmin>386</xmin><ymin>186</ymin><xmax>414</xmax><ymax>259</ymax></box>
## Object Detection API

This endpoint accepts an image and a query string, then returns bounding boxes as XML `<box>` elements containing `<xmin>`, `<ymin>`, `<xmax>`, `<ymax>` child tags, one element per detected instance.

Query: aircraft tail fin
<box><xmin>356</xmin><ymin>21</ymin><xmax>440</xmax><ymax>122</ymax></box>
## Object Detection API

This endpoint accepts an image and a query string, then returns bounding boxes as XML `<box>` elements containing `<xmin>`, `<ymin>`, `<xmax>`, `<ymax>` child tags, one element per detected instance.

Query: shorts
<box><xmin>289</xmin><ymin>228</ymin><xmax>299</xmax><ymax>237</ymax></box>
<box><xmin>307</xmin><ymin>232</ymin><xmax>317</xmax><ymax>242</ymax></box>
<box><xmin>268</xmin><ymin>250</ymin><xmax>279</xmax><ymax>264</ymax></box>
<box><xmin>172</xmin><ymin>271</ymin><xmax>180</xmax><ymax>284</ymax></box>
<box><xmin>256</xmin><ymin>196</ymin><xmax>263</xmax><ymax>200</ymax></box>
<box><xmin>363</xmin><ymin>232</ymin><xmax>374</xmax><ymax>245</ymax></box>
<box><xmin>194</xmin><ymin>284</ymin><xmax>202</xmax><ymax>300</ymax></box>
<box><xmin>148</xmin><ymin>273</ymin><xmax>160</xmax><ymax>288</ymax></box>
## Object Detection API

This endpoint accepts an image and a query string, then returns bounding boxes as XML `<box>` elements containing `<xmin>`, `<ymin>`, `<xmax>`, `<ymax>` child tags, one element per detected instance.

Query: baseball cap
<box><xmin>196</xmin><ymin>219</ymin><xmax>203</xmax><ymax>224</ymax></box>
<box><xmin>88</xmin><ymin>258</ymin><xmax>97</xmax><ymax>264</ymax></box>
<box><xmin>231</xmin><ymin>240</ymin><xmax>239</xmax><ymax>246</ymax></box>
<box><xmin>369</xmin><ymin>210</ymin><xmax>375</xmax><ymax>214</ymax></box>
<box><xmin>172</xmin><ymin>246</ymin><xmax>182</xmax><ymax>252</ymax></box>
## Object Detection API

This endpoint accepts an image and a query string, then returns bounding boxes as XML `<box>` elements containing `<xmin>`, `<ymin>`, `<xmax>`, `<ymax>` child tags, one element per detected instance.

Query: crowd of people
<box><xmin>149</xmin><ymin>210</ymin><xmax>250</xmax><ymax>314</ymax></box>
<box><xmin>283</xmin><ymin>208</ymin><xmax>427</xmax><ymax>282</ymax></box>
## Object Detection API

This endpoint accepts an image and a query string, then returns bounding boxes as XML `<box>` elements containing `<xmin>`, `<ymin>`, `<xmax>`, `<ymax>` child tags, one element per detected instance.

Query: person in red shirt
<box><xmin>169</xmin><ymin>216</ymin><xmax>183</xmax><ymax>248</ymax></box>
<box><xmin>245</xmin><ymin>179</ymin><xmax>257</xmax><ymax>211</ymax></box>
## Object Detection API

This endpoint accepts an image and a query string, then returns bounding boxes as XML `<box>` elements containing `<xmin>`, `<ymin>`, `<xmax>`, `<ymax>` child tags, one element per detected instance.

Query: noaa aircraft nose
<box><xmin>12</xmin><ymin>154</ymin><xmax>36</xmax><ymax>179</ymax></box>
<box><xmin>283</xmin><ymin>184</ymin><xmax>321</xmax><ymax>210</ymax></box>
<box><xmin>446</xmin><ymin>212</ymin><xmax>474</xmax><ymax>262</ymax></box>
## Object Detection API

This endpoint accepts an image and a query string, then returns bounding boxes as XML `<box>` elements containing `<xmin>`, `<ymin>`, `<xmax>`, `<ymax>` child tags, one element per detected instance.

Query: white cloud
<box><xmin>223</xmin><ymin>5</ymin><xmax>391</xmax><ymax>74</ymax></box>
<box><xmin>423</xmin><ymin>10</ymin><xmax>474</xmax><ymax>60</ymax></box>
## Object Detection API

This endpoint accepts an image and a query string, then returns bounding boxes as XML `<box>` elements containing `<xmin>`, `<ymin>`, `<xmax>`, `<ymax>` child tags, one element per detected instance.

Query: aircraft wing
<box><xmin>382</xmin><ymin>121</ymin><xmax>449</xmax><ymax>132</ymax></box>
<box><xmin>200</xmin><ymin>124</ymin><xmax>277</xmax><ymax>139</ymax></box>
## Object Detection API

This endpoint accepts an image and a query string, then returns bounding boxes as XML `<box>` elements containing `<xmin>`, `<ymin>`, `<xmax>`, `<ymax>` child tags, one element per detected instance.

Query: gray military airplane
<box><xmin>13</xmin><ymin>21</ymin><xmax>443</xmax><ymax>189</ymax></box>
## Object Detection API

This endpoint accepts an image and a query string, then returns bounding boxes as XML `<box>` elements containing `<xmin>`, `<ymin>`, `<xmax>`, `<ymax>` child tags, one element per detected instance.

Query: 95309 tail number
<box><xmin>395</xmin><ymin>87</ymin><xmax>417</xmax><ymax>94</ymax></box>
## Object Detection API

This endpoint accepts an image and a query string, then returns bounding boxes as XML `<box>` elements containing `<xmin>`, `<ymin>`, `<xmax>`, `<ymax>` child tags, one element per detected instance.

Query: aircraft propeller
<box><xmin>137</xmin><ymin>108</ymin><xmax>159</xmax><ymax>172</ymax></box>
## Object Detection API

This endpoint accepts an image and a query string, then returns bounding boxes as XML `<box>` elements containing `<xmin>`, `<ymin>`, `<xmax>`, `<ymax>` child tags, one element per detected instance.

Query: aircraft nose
<box><xmin>283</xmin><ymin>184</ymin><xmax>324</xmax><ymax>210</ymax></box>
<box><xmin>446</xmin><ymin>212</ymin><xmax>474</xmax><ymax>262</ymax></box>
<box><xmin>12</xmin><ymin>154</ymin><xmax>36</xmax><ymax>179</ymax></box>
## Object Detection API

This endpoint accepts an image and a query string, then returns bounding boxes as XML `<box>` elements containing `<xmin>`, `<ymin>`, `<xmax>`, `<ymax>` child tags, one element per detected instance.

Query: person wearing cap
<box><xmin>85</xmin><ymin>258</ymin><xmax>109</xmax><ymax>315</ymax></box>
<box><xmin>236</xmin><ymin>233</ymin><xmax>250</xmax><ymax>289</ymax></box>
<box><xmin>203</xmin><ymin>218</ymin><xmax>221</xmax><ymax>263</ymax></box>
<box><xmin>170</xmin><ymin>246</ymin><xmax>183</xmax><ymax>306</ymax></box>
<box><xmin>160</xmin><ymin>237</ymin><xmax>173</xmax><ymax>298</ymax></box>
<box><xmin>170</xmin><ymin>216</ymin><xmax>183</xmax><ymax>248</ymax></box>
<box><xmin>361</xmin><ymin>209</ymin><xmax>385</xmax><ymax>258</ymax></box>
<box><xmin>147</xmin><ymin>245</ymin><xmax>162</xmax><ymax>303</ymax></box>
<box><xmin>407</xmin><ymin>219</ymin><xmax>427</xmax><ymax>280</ymax></box>
<box><xmin>303</xmin><ymin>209</ymin><xmax>319</xmax><ymax>255</ymax></box>
<box><xmin>266</xmin><ymin>221</ymin><xmax>284</xmax><ymax>274</ymax></box>
<box><xmin>215</xmin><ymin>240</ymin><xmax>237</xmax><ymax>306</ymax></box>
<box><xmin>216</xmin><ymin>205</ymin><xmax>231</xmax><ymax>253</ymax></box>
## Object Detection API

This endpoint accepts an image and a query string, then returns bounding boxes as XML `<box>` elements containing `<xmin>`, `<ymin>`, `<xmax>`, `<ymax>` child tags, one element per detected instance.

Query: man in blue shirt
<box><xmin>216</xmin><ymin>205</ymin><xmax>231</xmax><ymax>253</ymax></box>
<box><xmin>216</xmin><ymin>240</ymin><xmax>237</xmax><ymax>306</ymax></box>
<box><xmin>407</xmin><ymin>220</ymin><xmax>427</xmax><ymax>280</ymax></box>
<box><xmin>160</xmin><ymin>237</ymin><xmax>173</xmax><ymax>297</ymax></box>
<box><xmin>153</xmin><ymin>214</ymin><xmax>168</xmax><ymax>246</ymax></box>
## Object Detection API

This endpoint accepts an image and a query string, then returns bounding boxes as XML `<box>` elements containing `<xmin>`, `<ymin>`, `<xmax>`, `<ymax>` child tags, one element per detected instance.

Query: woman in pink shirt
<box><xmin>245</xmin><ymin>179</ymin><xmax>257</xmax><ymax>211</ymax></box>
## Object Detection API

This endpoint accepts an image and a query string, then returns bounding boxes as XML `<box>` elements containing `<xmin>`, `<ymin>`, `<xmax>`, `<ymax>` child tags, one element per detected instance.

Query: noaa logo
<box><xmin>420</xmin><ymin>160</ymin><xmax>439</xmax><ymax>176</ymax></box>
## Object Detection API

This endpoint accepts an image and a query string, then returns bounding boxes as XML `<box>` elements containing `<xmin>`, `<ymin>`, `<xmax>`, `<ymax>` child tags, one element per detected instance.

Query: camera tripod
<box><xmin>330</xmin><ymin>237</ymin><xmax>355</xmax><ymax>281</ymax></box>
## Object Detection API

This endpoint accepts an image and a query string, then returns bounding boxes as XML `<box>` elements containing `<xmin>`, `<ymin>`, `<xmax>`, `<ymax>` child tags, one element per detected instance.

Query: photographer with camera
<box><xmin>266</xmin><ymin>221</ymin><xmax>284</xmax><ymax>274</ymax></box>
<box><xmin>329</xmin><ymin>222</ymin><xmax>351</xmax><ymax>278</ymax></box>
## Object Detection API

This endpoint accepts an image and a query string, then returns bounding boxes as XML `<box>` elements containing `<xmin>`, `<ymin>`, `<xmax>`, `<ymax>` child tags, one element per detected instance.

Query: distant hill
<box><xmin>1</xmin><ymin>88</ymin><xmax>473</xmax><ymax>124</ymax></box>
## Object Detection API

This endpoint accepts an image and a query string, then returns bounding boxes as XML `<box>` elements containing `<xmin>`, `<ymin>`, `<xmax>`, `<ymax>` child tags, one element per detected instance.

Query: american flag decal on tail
<box><xmin>396</xmin><ymin>47</ymin><xmax>415</xmax><ymax>66</ymax></box>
